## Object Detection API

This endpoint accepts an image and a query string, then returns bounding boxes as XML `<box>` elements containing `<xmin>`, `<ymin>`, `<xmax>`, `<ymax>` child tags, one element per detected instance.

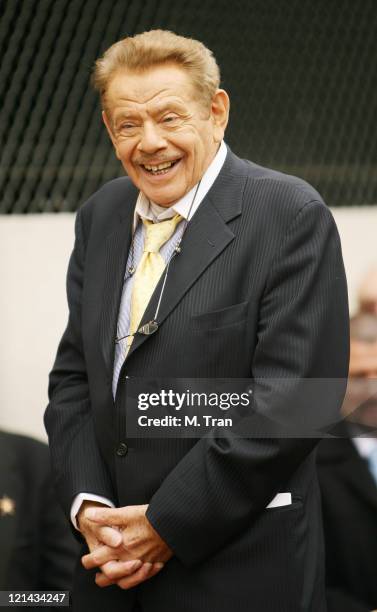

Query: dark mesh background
<box><xmin>1</xmin><ymin>0</ymin><xmax>376</xmax><ymax>213</ymax></box>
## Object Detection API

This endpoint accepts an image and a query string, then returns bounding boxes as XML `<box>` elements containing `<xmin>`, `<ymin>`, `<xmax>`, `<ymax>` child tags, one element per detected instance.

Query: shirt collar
<box><xmin>133</xmin><ymin>140</ymin><xmax>227</xmax><ymax>232</ymax></box>
<box><xmin>352</xmin><ymin>436</ymin><xmax>377</xmax><ymax>458</ymax></box>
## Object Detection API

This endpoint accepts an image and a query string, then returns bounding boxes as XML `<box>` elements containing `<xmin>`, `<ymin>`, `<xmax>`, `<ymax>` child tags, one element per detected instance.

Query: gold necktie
<box><xmin>127</xmin><ymin>213</ymin><xmax>183</xmax><ymax>350</ymax></box>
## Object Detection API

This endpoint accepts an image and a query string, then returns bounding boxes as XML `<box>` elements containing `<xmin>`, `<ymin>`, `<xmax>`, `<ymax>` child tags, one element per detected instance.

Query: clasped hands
<box><xmin>78</xmin><ymin>502</ymin><xmax>172</xmax><ymax>590</ymax></box>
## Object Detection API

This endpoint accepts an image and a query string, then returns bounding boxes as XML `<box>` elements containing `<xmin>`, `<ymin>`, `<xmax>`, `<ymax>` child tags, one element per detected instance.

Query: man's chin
<box><xmin>139</xmin><ymin>185</ymin><xmax>185</xmax><ymax>207</ymax></box>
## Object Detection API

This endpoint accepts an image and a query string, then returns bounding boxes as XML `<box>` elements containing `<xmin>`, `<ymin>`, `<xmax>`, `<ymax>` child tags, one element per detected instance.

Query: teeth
<box><xmin>144</xmin><ymin>161</ymin><xmax>175</xmax><ymax>172</ymax></box>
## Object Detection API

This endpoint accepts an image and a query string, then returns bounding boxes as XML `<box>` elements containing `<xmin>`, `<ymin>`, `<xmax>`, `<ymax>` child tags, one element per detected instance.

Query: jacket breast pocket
<box><xmin>190</xmin><ymin>300</ymin><xmax>249</xmax><ymax>332</ymax></box>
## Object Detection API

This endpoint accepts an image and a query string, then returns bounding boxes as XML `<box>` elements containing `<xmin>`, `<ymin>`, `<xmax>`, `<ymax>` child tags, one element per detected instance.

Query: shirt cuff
<box><xmin>70</xmin><ymin>493</ymin><xmax>115</xmax><ymax>530</ymax></box>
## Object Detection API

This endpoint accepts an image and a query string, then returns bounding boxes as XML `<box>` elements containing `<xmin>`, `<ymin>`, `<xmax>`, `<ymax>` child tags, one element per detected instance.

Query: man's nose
<box><xmin>137</xmin><ymin>122</ymin><xmax>167</xmax><ymax>154</ymax></box>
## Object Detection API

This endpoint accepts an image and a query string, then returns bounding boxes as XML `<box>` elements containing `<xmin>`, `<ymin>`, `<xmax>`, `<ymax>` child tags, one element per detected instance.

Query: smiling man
<box><xmin>45</xmin><ymin>30</ymin><xmax>349</xmax><ymax>612</ymax></box>
<box><xmin>101</xmin><ymin>63</ymin><xmax>226</xmax><ymax>206</ymax></box>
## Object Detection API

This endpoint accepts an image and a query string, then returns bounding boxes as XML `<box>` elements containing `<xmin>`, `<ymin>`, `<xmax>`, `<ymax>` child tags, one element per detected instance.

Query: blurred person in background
<box><xmin>0</xmin><ymin>429</ymin><xmax>79</xmax><ymax>591</ymax></box>
<box><xmin>358</xmin><ymin>265</ymin><xmax>377</xmax><ymax>315</ymax></box>
<box><xmin>317</xmin><ymin>313</ymin><xmax>377</xmax><ymax>612</ymax></box>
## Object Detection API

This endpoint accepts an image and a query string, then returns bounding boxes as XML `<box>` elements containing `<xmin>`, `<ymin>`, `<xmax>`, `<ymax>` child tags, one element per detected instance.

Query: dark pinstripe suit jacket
<box><xmin>45</xmin><ymin>148</ymin><xmax>349</xmax><ymax>612</ymax></box>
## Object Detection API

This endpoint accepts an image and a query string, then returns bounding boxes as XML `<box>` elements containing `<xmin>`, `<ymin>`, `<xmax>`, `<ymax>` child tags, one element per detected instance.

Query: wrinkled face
<box><xmin>103</xmin><ymin>64</ymin><xmax>228</xmax><ymax>206</ymax></box>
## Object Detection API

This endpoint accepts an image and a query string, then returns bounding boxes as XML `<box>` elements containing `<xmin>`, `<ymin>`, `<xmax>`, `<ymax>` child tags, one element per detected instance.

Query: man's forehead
<box><xmin>107</xmin><ymin>65</ymin><xmax>195</xmax><ymax>107</ymax></box>
<box><xmin>111</xmin><ymin>93</ymin><xmax>189</xmax><ymax>116</ymax></box>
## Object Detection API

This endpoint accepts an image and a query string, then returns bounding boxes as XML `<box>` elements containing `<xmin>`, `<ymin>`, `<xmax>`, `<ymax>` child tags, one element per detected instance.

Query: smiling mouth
<box><xmin>141</xmin><ymin>159</ymin><xmax>181</xmax><ymax>175</ymax></box>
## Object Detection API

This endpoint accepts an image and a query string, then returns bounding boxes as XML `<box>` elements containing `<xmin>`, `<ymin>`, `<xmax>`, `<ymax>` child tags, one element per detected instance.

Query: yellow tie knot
<box><xmin>143</xmin><ymin>214</ymin><xmax>182</xmax><ymax>253</ymax></box>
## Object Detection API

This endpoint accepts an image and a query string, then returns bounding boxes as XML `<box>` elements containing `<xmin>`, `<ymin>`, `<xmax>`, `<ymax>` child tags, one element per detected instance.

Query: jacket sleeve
<box><xmin>44</xmin><ymin>207</ymin><xmax>115</xmax><ymax>521</ymax></box>
<box><xmin>37</xmin><ymin>446</ymin><xmax>80</xmax><ymax>590</ymax></box>
<box><xmin>146</xmin><ymin>199</ymin><xmax>350</xmax><ymax>567</ymax></box>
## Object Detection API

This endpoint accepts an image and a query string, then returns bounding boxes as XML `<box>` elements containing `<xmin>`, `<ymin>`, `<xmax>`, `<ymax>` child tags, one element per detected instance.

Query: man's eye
<box><xmin>162</xmin><ymin>115</ymin><xmax>178</xmax><ymax>123</ymax></box>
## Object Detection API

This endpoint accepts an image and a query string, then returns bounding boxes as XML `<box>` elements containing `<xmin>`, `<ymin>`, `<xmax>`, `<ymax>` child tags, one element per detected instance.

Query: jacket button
<box><xmin>116</xmin><ymin>442</ymin><xmax>128</xmax><ymax>457</ymax></box>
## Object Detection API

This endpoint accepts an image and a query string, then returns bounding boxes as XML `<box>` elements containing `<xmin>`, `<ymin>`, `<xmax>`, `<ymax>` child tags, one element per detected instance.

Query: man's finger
<box><xmin>116</xmin><ymin>562</ymin><xmax>153</xmax><ymax>590</ymax></box>
<box><xmin>98</xmin><ymin>525</ymin><xmax>123</xmax><ymax>547</ymax></box>
<box><xmin>116</xmin><ymin>562</ymin><xmax>164</xmax><ymax>590</ymax></box>
<box><xmin>85</xmin><ymin>506</ymin><xmax>129</xmax><ymax>525</ymax></box>
<box><xmin>95</xmin><ymin>572</ymin><xmax>114</xmax><ymax>588</ymax></box>
<box><xmin>82</xmin><ymin>545</ymin><xmax>118</xmax><ymax>569</ymax></box>
<box><xmin>100</xmin><ymin>560</ymin><xmax>144</xmax><ymax>581</ymax></box>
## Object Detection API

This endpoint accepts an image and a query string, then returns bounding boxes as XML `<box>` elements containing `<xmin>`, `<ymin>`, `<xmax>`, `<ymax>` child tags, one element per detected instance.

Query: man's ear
<box><xmin>102</xmin><ymin>110</ymin><xmax>121</xmax><ymax>159</ymax></box>
<box><xmin>210</xmin><ymin>89</ymin><xmax>230</xmax><ymax>143</ymax></box>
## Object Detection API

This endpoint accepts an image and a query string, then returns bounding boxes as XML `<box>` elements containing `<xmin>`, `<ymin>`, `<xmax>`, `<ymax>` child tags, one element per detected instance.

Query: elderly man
<box><xmin>45</xmin><ymin>30</ymin><xmax>349</xmax><ymax>611</ymax></box>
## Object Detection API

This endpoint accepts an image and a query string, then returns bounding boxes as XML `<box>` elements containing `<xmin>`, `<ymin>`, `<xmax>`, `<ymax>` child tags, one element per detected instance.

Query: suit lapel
<box><xmin>125</xmin><ymin>154</ymin><xmax>247</xmax><ymax>360</ymax></box>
